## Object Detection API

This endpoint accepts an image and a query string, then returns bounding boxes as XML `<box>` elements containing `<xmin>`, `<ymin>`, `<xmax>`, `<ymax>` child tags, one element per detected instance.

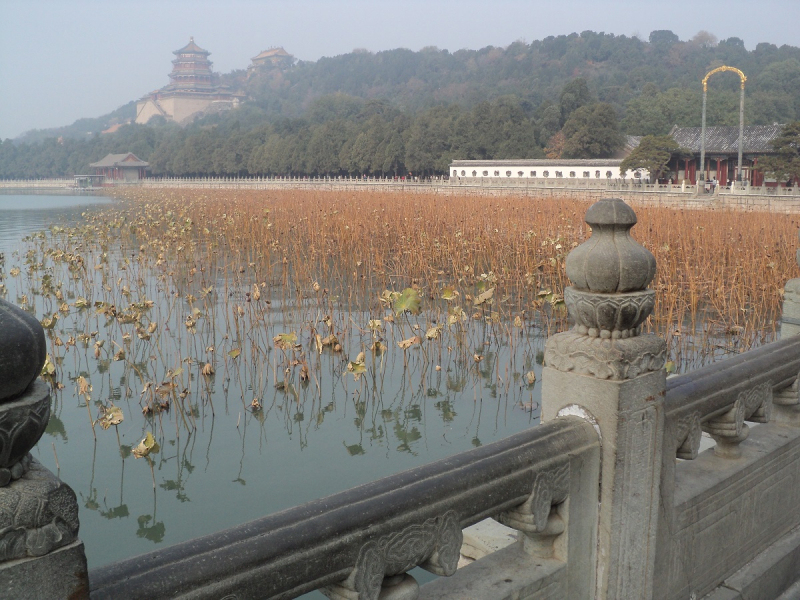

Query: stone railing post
<box><xmin>542</xmin><ymin>198</ymin><xmax>666</xmax><ymax>599</ymax></box>
<box><xmin>0</xmin><ymin>299</ymin><xmax>87</xmax><ymax>598</ymax></box>
<box><xmin>782</xmin><ymin>229</ymin><xmax>800</xmax><ymax>338</ymax></box>
<box><xmin>775</xmin><ymin>229</ymin><xmax>800</xmax><ymax>424</ymax></box>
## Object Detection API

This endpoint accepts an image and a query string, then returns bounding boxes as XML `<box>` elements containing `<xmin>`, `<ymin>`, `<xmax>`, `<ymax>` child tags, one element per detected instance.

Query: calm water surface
<box><xmin>0</xmin><ymin>193</ymin><xmax>113</xmax><ymax>254</ymax></box>
<box><xmin>0</xmin><ymin>193</ymin><xmax>543</xmax><ymax>578</ymax></box>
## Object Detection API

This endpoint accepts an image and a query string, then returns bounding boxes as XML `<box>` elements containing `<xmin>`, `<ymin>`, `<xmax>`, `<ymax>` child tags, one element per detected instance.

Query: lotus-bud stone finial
<box><xmin>566</xmin><ymin>198</ymin><xmax>656</xmax><ymax>292</ymax></box>
<box><xmin>564</xmin><ymin>198</ymin><xmax>656</xmax><ymax>339</ymax></box>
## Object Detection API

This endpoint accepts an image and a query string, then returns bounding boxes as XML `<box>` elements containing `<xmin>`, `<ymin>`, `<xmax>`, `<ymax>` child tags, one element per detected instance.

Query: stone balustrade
<box><xmin>665</xmin><ymin>337</ymin><xmax>800</xmax><ymax>459</ymax></box>
<box><xmin>88</xmin><ymin>417</ymin><xmax>599</xmax><ymax>599</ymax></box>
<box><xmin>3</xmin><ymin>196</ymin><xmax>800</xmax><ymax>599</ymax></box>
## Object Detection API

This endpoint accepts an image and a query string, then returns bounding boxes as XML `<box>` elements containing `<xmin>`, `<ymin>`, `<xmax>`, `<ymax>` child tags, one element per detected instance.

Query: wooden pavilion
<box><xmin>89</xmin><ymin>153</ymin><xmax>149</xmax><ymax>183</ymax></box>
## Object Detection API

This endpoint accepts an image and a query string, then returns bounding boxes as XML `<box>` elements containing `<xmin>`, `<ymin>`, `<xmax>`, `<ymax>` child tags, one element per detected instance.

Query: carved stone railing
<box><xmin>642</xmin><ymin>223</ymin><xmax>800</xmax><ymax>598</ymax></box>
<box><xmin>88</xmin><ymin>416</ymin><xmax>600</xmax><ymax>600</ymax></box>
<box><xmin>664</xmin><ymin>336</ymin><xmax>800</xmax><ymax>460</ymax></box>
<box><xmin>652</xmin><ymin>342</ymin><xmax>800</xmax><ymax>599</ymax></box>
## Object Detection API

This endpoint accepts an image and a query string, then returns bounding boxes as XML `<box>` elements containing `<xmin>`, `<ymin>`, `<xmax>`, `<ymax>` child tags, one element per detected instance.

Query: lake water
<box><xmin>0</xmin><ymin>193</ymin><xmax>543</xmax><ymax>576</ymax></box>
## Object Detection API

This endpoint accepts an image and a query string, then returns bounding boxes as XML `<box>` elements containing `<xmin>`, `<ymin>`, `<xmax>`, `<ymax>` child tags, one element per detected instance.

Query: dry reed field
<box><xmin>103</xmin><ymin>187</ymin><xmax>797</xmax><ymax>367</ymax></box>
<box><xmin>6</xmin><ymin>187</ymin><xmax>797</xmax><ymax>441</ymax></box>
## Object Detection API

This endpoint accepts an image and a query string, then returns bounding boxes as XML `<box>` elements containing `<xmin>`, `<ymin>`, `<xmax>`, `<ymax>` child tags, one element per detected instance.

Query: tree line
<box><xmin>1</xmin><ymin>87</ymin><xmax>625</xmax><ymax>178</ymax></box>
<box><xmin>4</xmin><ymin>29</ymin><xmax>800</xmax><ymax>178</ymax></box>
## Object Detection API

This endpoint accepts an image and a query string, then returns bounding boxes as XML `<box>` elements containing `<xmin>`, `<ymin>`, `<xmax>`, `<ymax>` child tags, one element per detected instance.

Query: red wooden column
<box><xmin>752</xmin><ymin>158</ymin><xmax>762</xmax><ymax>186</ymax></box>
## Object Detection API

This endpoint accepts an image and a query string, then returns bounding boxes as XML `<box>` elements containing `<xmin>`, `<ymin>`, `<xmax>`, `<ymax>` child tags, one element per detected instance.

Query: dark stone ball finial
<box><xmin>0</xmin><ymin>299</ymin><xmax>50</xmax><ymax>485</ymax></box>
<box><xmin>0</xmin><ymin>298</ymin><xmax>47</xmax><ymax>403</ymax></box>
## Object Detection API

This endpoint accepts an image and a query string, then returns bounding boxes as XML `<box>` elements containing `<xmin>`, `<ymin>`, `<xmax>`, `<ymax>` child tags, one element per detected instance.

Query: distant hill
<box><xmin>242</xmin><ymin>32</ymin><xmax>800</xmax><ymax>123</ymax></box>
<box><xmin>15</xmin><ymin>102</ymin><xmax>137</xmax><ymax>144</ymax></box>
<box><xmin>4</xmin><ymin>30</ymin><xmax>800</xmax><ymax>178</ymax></box>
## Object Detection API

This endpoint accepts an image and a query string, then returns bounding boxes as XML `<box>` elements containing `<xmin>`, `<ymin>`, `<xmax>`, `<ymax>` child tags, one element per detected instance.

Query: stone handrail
<box><xmin>664</xmin><ymin>335</ymin><xmax>800</xmax><ymax>459</ymax></box>
<box><xmin>88</xmin><ymin>416</ymin><xmax>600</xmax><ymax>600</ymax></box>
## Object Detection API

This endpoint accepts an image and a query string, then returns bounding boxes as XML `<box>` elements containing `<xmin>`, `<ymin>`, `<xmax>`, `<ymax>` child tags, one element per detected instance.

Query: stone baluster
<box><xmin>774</xmin><ymin>375</ymin><xmax>800</xmax><ymax>425</ymax></box>
<box><xmin>776</xmin><ymin>228</ymin><xmax>800</xmax><ymax>423</ymax></box>
<box><xmin>0</xmin><ymin>298</ymin><xmax>87</xmax><ymax>598</ymax></box>
<box><xmin>782</xmin><ymin>229</ymin><xmax>800</xmax><ymax>338</ymax></box>
<box><xmin>702</xmin><ymin>382</ymin><xmax>772</xmax><ymax>458</ymax></box>
<box><xmin>497</xmin><ymin>462</ymin><xmax>569</xmax><ymax>560</ymax></box>
<box><xmin>321</xmin><ymin>511</ymin><xmax>461</xmax><ymax>600</ymax></box>
<box><xmin>542</xmin><ymin>198</ymin><xmax>666</xmax><ymax>599</ymax></box>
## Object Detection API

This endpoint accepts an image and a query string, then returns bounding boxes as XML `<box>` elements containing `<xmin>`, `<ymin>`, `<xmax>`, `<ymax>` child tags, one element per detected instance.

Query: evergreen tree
<box><xmin>562</xmin><ymin>103</ymin><xmax>624</xmax><ymax>158</ymax></box>
<box><xmin>559</xmin><ymin>78</ymin><xmax>593</xmax><ymax>125</ymax></box>
<box><xmin>619</xmin><ymin>135</ymin><xmax>690</xmax><ymax>180</ymax></box>
<box><xmin>757</xmin><ymin>121</ymin><xmax>800</xmax><ymax>183</ymax></box>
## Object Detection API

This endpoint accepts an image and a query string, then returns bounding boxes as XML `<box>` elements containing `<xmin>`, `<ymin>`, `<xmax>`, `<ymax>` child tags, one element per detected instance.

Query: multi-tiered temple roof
<box><xmin>167</xmin><ymin>37</ymin><xmax>215</xmax><ymax>93</ymax></box>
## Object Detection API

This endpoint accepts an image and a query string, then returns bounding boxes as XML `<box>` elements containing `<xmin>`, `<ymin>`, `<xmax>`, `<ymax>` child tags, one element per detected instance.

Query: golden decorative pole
<box><xmin>700</xmin><ymin>66</ymin><xmax>747</xmax><ymax>187</ymax></box>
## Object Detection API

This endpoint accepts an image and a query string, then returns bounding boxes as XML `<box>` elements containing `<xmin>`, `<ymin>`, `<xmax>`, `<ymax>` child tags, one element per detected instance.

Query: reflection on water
<box><xmin>0</xmin><ymin>195</ymin><xmax>544</xmax><ymax>571</ymax></box>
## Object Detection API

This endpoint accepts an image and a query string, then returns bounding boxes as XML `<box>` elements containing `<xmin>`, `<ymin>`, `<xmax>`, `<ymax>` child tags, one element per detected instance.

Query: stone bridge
<box><xmin>1</xmin><ymin>197</ymin><xmax>800</xmax><ymax>599</ymax></box>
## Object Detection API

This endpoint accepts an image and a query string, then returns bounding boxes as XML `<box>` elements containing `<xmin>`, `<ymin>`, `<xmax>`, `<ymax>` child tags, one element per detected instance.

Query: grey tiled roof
<box><xmin>669</xmin><ymin>125</ymin><xmax>783</xmax><ymax>154</ymax></box>
<box><xmin>90</xmin><ymin>153</ymin><xmax>149</xmax><ymax>168</ymax></box>
<box><xmin>173</xmin><ymin>38</ymin><xmax>209</xmax><ymax>56</ymax></box>
<box><xmin>625</xmin><ymin>135</ymin><xmax>642</xmax><ymax>150</ymax></box>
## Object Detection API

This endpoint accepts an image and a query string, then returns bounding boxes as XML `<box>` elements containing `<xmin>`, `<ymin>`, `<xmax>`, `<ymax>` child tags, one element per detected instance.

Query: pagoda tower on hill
<box><xmin>135</xmin><ymin>37</ymin><xmax>240</xmax><ymax>125</ymax></box>
<box><xmin>168</xmin><ymin>37</ymin><xmax>214</xmax><ymax>92</ymax></box>
<box><xmin>247</xmin><ymin>47</ymin><xmax>294</xmax><ymax>76</ymax></box>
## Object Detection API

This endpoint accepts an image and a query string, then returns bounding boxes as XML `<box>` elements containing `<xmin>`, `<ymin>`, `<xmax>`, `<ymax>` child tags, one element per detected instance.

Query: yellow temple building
<box><xmin>247</xmin><ymin>47</ymin><xmax>294</xmax><ymax>75</ymax></box>
<box><xmin>135</xmin><ymin>38</ymin><xmax>240</xmax><ymax>125</ymax></box>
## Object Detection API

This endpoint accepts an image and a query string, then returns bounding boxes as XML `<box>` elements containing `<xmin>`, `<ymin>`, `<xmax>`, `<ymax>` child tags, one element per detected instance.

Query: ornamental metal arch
<box><xmin>700</xmin><ymin>65</ymin><xmax>747</xmax><ymax>184</ymax></box>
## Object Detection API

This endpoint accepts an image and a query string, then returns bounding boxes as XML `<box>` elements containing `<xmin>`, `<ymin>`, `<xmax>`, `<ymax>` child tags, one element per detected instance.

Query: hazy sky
<box><xmin>2</xmin><ymin>0</ymin><xmax>800</xmax><ymax>140</ymax></box>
